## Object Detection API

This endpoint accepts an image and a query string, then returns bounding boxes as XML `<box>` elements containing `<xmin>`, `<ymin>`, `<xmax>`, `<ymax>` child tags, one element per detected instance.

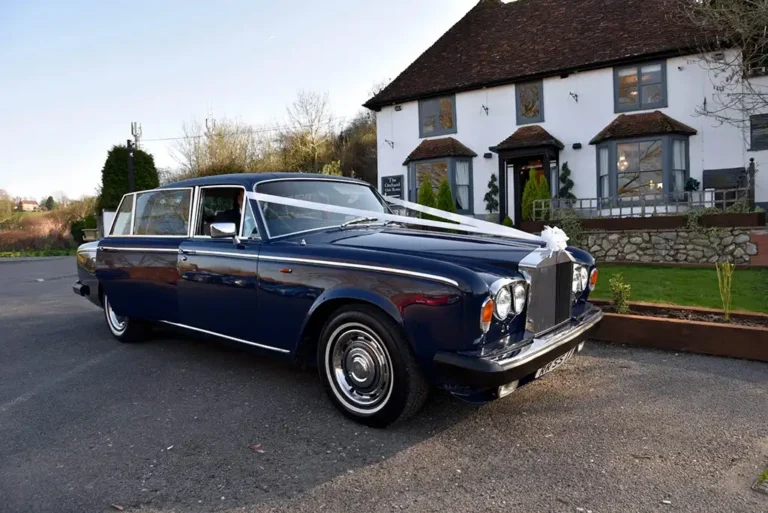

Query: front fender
<box><xmin>305</xmin><ymin>286</ymin><xmax>404</xmax><ymax>329</ymax></box>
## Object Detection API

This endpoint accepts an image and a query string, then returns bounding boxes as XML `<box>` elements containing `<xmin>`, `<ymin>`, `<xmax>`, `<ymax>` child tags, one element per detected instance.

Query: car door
<box><xmin>175</xmin><ymin>186</ymin><xmax>270</xmax><ymax>348</ymax></box>
<box><xmin>97</xmin><ymin>187</ymin><xmax>193</xmax><ymax>322</ymax></box>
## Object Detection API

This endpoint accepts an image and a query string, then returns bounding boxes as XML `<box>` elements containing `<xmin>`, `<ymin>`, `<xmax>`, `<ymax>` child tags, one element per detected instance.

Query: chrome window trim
<box><xmin>106</xmin><ymin>188</ymin><xmax>193</xmax><ymax>239</ymax></box>
<box><xmin>190</xmin><ymin>184</ymin><xmax>252</xmax><ymax>239</ymax></box>
<box><xmin>108</xmin><ymin>193</ymin><xmax>136</xmax><ymax>237</ymax></box>
<box><xmin>132</xmin><ymin>187</ymin><xmax>194</xmax><ymax>237</ymax></box>
<box><xmin>253</xmin><ymin>177</ymin><xmax>391</xmax><ymax>241</ymax></box>
<box><xmin>159</xmin><ymin>321</ymin><xmax>290</xmax><ymax>354</ymax></box>
<box><xmin>98</xmin><ymin>246</ymin><xmax>179</xmax><ymax>254</ymax></box>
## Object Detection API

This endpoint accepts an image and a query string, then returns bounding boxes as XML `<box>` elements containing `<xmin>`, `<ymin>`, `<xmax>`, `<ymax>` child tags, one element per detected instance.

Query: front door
<box><xmin>512</xmin><ymin>157</ymin><xmax>544</xmax><ymax>225</ymax></box>
<box><xmin>175</xmin><ymin>186</ymin><xmax>265</xmax><ymax>344</ymax></box>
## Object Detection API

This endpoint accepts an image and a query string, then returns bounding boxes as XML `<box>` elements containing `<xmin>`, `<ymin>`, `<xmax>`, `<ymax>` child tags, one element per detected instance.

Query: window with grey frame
<box><xmin>408</xmin><ymin>158</ymin><xmax>473</xmax><ymax>214</ymax></box>
<box><xmin>596</xmin><ymin>136</ymin><xmax>689</xmax><ymax>199</ymax></box>
<box><xmin>614</xmin><ymin>61</ymin><xmax>667</xmax><ymax>112</ymax></box>
<box><xmin>418</xmin><ymin>95</ymin><xmax>457</xmax><ymax>138</ymax></box>
<box><xmin>516</xmin><ymin>80</ymin><xmax>544</xmax><ymax>124</ymax></box>
<box><xmin>750</xmin><ymin>114</ymin><xmax>768</xmax><ymax>150</ymax></box>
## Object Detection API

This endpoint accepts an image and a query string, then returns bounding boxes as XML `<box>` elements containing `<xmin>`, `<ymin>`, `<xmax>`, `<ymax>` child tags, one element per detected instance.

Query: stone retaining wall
<box><xmin>586</xmin><ymin>227</ymin><xmax>763</xmax><ymax>264</ymax></box>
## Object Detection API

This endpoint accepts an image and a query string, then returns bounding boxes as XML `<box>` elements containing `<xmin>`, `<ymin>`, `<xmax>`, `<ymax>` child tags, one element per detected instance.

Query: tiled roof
<box><xmin>20</xmin><ymin>200</ymin><xmax>38</xmax><ymax>205</ymax></box>
<box><xmin>493</xmin><ymin>125</ymin><xmax>564</xmax><ymax>151</ymax></box>
<box><xmin>589</xmin><ymin>111</ymin><xmax>697</xmax><ymax>144</ymax></box>
<box><xmin>365</xmin><ymin>0</ymin><xmax>704</xmax><ymax>110</ymax></box>
<box><xmin>402</xmin><ymin>137</ymin><xmax>477</xmax><ymax>164</ymax></box>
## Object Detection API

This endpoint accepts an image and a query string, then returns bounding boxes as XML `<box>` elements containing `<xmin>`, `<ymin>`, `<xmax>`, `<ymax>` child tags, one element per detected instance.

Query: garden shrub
<box><xmin>609</xmin><ymin>272</ymin><xmax>631</xmax><ymax>314</ymax></box>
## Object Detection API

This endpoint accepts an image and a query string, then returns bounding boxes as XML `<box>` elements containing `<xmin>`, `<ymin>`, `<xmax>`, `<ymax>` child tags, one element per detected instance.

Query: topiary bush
<box><xmin>502</xmin><ymin>216</ymin><xmax>513</xmax><ymax>227</ymax></box>
<box><xmin>436</xmin><ymin>179</ymin><xmax>457</xmax><ymax>214</ymax></box>
<box><xmin>97</xmin><ymin>145</ymin><xmax>160</xmax><ymax>211</ymax></box>
<box><xmin>417</xmin><ymin>180</ymin><xmax>437</xmax><ymax>220</ymax></box>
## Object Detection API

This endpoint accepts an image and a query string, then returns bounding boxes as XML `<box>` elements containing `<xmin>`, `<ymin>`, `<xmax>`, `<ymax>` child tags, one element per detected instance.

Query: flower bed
<box><xmin>589</xmin><ymin>300</ymin><xmax>768</xmax><ymax>362</ymax></box>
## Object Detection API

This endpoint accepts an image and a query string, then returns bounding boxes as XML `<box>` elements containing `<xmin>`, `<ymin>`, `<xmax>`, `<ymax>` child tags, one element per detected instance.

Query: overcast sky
<box><xmin>1</xmin><ymin>0</ymin><xmax>474</xmax><ymax>199</ymax></box>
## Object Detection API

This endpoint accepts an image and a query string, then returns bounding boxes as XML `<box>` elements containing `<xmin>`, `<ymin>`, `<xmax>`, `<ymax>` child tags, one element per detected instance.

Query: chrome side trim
<box><xmin>159</xmin><ymin>321</ymin><xmax>290</xmax><ymax>354</ymax></box>
<box><xmin>187</xmin><ymin>249</ymin><xmax>260</xmax><ymax>260</ymax></box>
<box><xmin>98</xmin><ymin>246</ymin><xmax>179</xmax><ymax>254</ymax></box>
<box><xmin>494</xmin><ymin>307</ymin><xmax>603</xmax><ymax>367</ymax></box>
<box><xmin>258</xmin><ymin>255</ymin><xmax>460</xmax><ymax>287</ymax></box>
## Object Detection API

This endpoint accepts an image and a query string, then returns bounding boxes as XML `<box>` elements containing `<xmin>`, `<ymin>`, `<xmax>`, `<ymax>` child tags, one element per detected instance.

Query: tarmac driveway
<box><xmin>0</xmin><ymin>257</ymin><xmax>766</xmax><ymax>513</ymax></box>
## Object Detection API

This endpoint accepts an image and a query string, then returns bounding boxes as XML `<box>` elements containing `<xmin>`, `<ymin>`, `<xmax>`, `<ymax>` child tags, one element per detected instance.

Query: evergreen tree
<box><xmin>436</xmin><ymin>179</ymin><xmax>457</xmax><ymax>214</ymax></box>
<box><xmin>44</xmin><ymin>196</ymin><xmax>56</xmax><ymax>211</ymax></box>
<box><xmin>558</xmin><ymin>162</ymin><xmax>576</xmax><ymax>199</ymax></box>
<box><xmin>521</xmin><ymin>170</ymin><xmax>538</xmax><ymax>221</ymax></box>
<box><xmin>417</xmin><ymin>180</ymin><xmax>437</xmax><ymax>220</ymax></box>
<box><xmin>484</xmin><ymin>173</ymin><xmax>499</xmax><ymax>214</ymax></box>
<box><xmin>97</xmin><ymin>145</ymin><xmax>160</xmax><ymax>211</ymax></box>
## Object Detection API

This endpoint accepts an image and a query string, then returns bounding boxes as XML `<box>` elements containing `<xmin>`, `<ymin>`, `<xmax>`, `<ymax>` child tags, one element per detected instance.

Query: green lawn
<box><xmin>592</xmin><ymin>264</ymin><xmax>768</xmax><ymax>313</ymax></box>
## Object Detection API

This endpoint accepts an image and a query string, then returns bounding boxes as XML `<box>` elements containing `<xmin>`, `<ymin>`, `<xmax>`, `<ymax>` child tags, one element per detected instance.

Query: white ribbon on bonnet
<box><xmin>246</xmin><ymin>190</ymin><xmax>569</xmax><ymax>252</ymax></box>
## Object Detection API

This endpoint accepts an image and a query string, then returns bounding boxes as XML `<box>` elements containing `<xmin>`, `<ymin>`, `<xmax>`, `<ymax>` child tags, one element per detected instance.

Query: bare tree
<box><xmin>171</xmin><ymin>118</ymin><xmax>257</xmax><ymax>176</ymax></box>
<box><xmin>674</xmin><ymin>0</ymin><xmax>768</xmax><ymax>127</ymax></box>
<box><xmin>281</xmin><ymin>91</ymin><xmax>334</xmax><ymax>172</ymax></box>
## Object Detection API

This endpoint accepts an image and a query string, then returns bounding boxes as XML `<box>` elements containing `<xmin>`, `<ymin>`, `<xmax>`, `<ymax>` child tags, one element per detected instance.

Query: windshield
<box><xmin>256</xmin><ymin>179</ymin><xmax>389</xmax><ymax>238</ymax></box>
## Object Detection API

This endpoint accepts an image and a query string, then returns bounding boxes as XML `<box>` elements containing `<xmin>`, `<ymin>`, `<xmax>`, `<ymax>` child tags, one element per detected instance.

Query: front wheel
<box><xmin>318</xmin><ymin>305</ymin><xmax>429</xmax><ymax>427</ymax></box>
<box><xmin>103</xmin><ymin>294</ymin><xmax>150</xmax><ymax>343</ymax></box>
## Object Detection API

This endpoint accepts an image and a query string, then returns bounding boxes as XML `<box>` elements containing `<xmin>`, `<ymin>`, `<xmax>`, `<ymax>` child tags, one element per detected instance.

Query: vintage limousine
<box><xmin>74</xmin><ymin>173</ymin><xmax>603</xmax><ymax>427</ymax></box>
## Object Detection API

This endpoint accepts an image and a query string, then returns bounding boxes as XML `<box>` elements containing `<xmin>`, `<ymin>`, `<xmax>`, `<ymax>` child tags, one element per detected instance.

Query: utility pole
<box><xmin>127</xmin><ymin>139</ymin><xmax>135</xmax><ymax>193</ymax></box>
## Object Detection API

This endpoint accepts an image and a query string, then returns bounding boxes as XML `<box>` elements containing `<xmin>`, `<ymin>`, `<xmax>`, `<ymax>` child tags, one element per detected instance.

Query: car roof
<box><xmin>159</xmin><ymin>172</ymin><xmax>369</xmax><ymax>190</ymax></box>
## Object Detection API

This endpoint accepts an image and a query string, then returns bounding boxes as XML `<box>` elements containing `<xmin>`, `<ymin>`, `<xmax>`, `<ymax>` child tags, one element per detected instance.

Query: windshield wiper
<box><xmin>340</xmin><ymin>216</ymin><xmax>379</xmax><ymax>229</ymax></box>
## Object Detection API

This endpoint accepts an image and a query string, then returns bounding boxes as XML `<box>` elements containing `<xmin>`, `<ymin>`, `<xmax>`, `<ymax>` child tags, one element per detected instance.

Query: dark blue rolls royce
<box><xmin>73</xmin><ymin>173</ymin><xmax>603</xmax><ymax>427</ymax></box>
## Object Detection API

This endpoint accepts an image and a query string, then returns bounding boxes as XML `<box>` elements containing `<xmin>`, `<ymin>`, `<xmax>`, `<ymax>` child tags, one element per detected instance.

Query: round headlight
<box><xmin>579</xmin><ymin>267</ymin><xmax>589</xmax><ymax>291</ymax></box>
<box><xmin>512</xmin><ymin>282</ymin><xmax>526</xmax><ymax>314</ymax></box>
<box><xmin>572</xmin><ymin>268</ymin><xmax>581</xmax><ymax>293</ymax></box>
<box><xmin>494</xmin><ymin>286</ymin><xmax>512</xmax><ymax>319</ymax></box>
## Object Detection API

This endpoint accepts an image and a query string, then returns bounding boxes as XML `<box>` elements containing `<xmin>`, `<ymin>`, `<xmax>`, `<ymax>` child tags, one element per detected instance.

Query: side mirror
<box><xmin>210</xmin><ymin>222</ymin><xmax>237</xmax><ymax>239</ymax></box>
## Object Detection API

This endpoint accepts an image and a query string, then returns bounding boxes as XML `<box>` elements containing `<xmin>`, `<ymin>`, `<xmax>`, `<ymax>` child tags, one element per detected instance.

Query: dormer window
<box><xmin>418</xmin><ymin>95</ymin><xmax>457</xmax><ymax>138</ymax></box>
<box><xmin>614</xmin><ymin>61</ymin><xmax>667</xmax><ymax>112</ymax></box>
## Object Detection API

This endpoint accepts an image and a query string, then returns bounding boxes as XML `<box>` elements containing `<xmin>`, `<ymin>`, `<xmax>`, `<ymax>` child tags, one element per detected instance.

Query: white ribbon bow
<box><xmin>540</xmin><ymin>225</ymin><xmax>569</xmax><ymax>253</ymax></box>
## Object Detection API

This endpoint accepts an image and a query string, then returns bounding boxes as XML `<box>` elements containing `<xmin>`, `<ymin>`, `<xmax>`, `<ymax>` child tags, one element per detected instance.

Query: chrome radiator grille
<box><xmin>522</xmin><ymin>251</ymin><xmax>574</xmax><ymax>335</ymax></box>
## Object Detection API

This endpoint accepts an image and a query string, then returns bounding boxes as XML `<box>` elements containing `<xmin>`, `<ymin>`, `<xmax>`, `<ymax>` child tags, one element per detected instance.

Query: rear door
<box><xmin>97</xmin><ymin>188</ymin><xmax>193</xmax><ymax>322</ymax></box>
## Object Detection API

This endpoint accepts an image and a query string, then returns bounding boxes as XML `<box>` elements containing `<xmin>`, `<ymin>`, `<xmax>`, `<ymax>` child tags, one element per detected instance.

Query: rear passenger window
<box><xmin>133</xmin><ymin>189</ymin><xmax>192</xmax><ymax>236</ymax></box>
<box><xmin>110</xmin><ymin>194</ymin><xmax>134</xmax><ymax>236</ymax></box>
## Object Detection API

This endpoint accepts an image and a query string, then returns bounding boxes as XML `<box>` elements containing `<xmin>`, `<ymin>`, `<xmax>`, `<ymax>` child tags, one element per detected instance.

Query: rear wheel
<box><xmin>103</xmin><ymin>295</ymin><xmax>150</xmax><ymax>343</ymax></box>
<box><xmin>318</xmin><ymin>305</ymin><xmax>429</xmax><ymax>427</ymax></box>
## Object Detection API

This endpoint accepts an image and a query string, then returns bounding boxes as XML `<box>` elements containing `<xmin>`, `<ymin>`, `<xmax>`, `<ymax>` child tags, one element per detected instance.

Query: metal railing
<box><xmin>532</xmin><ymin>188</ymin><xmax>752</xmax><ymax>221</ymax></box>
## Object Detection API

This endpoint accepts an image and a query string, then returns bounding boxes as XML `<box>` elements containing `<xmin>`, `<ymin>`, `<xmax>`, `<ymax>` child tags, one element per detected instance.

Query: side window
<box><xmin>133</xmin><ymin>189</ymin><xmax>191</xmax><ymax>236</ymax></box>
<box><xmin>110</xmin><ymin>194</ymin><xmax>134</xmax><ymax>236</ymax></box>
<box><xmin>242</xmin><ymin>199</ymin><xmax>260</xmax><ymax>239</ymax></box>
<box><xmin>195</xmin><ymin>187</ymin><xmax>244</xmax><ymax>236</ymax></box>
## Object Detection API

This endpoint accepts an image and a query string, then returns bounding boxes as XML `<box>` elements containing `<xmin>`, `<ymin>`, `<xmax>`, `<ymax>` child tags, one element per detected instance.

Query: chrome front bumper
<box><xmin>433</xmin><ymin>305</ymin><xmax>604</xmax><ymax>388</ymax></box>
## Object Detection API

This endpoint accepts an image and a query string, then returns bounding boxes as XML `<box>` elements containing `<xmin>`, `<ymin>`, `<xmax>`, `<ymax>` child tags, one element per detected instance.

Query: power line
<box><xmin>140</xmin><ymin>116</ymin><xmax>348</xmax><ymax>144</ymax></box>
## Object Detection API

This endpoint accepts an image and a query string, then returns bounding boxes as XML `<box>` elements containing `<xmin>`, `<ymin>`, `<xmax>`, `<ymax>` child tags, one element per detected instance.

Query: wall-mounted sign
<box><xmin>382</xmin><ymin>175</ymin><xmax>404</xmax><ymax>199</ymax></box>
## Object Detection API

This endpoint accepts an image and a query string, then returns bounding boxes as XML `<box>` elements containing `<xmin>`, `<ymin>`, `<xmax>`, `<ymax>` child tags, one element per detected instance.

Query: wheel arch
<box><xmin>295</xmin><ymin>288</ymin><xmax>404</xmax><ymax>367</ymax></box>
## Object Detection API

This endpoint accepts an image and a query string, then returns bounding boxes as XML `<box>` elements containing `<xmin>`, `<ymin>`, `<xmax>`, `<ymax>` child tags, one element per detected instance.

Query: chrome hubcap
<box><xmin>106</xmin><ymin>298</ymin><xmax>127</xmax><ymax>332</ymax></box>
<box><xmin>328</xmin><ymin>324</ymin><xmax>392</xmax><ymax>412</ymax></box>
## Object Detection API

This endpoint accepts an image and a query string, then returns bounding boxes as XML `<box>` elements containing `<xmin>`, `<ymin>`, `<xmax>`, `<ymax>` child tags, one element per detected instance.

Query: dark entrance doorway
<box><xmin>490</xmin><ymin>125</ymin><xmax>564</xmax><ymax>227</ymax></box>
